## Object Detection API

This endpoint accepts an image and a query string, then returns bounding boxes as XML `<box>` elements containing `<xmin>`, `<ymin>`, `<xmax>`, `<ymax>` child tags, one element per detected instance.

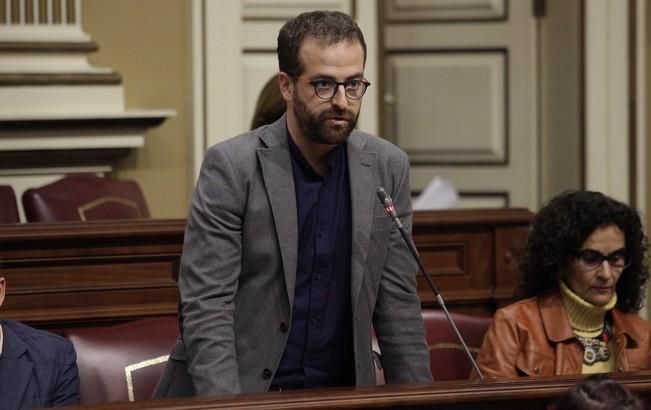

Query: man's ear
<box><xmin>278</xmin><ymin>72</ymin><xmax>294</xmax><ymax>102</ymax></box>
<box><xmin>0</xmin><ymin>277</ymin><xmax>5</xmax><ymax>308</ymax></box>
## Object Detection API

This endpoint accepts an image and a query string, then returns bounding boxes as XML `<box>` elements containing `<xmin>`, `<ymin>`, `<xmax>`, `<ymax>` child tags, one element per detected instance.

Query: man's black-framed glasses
<box><xmin>575</xmin><ymin>248</ymin><xmax>630</xmax><ymax>271</ymax></box>
<box><xmin>296</xmin><ymin>76</ymin><xmax>371</xmax><ymax>100</ymax></box>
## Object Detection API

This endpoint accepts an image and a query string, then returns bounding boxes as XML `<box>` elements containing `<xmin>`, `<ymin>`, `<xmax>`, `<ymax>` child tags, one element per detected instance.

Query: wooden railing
<box><xmin>0</xmin><ymin>208</ymin><xmax>533</xmax><ymax>330</ymax></box>
<box><xmin>0</xmin><ymin>219</ymin><xmax>184</xmax><ymax>330</ymax></box>
<box><xmin>64</xmin><ymin>372</ymin><xmax>651</xmax><ymax>410</ymax></box>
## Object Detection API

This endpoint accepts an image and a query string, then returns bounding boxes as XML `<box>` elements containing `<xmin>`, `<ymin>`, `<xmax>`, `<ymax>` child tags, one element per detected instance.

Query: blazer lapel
<box><xmin>257</xmin><ymin>117</ymin><xmax>299</xmax><ymax>306</ymax></box>
<box><xmin>347</xmin><ymin>132</ymin><xmax>376</xmax><ymax>306</ymax></box>
<box><xmin>0</xmin><ymin>322</ymin><xmax>33</xmax><ymax>410</ymax></box>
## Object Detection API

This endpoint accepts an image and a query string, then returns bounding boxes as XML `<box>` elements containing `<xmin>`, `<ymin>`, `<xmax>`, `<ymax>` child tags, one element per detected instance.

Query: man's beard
<box><xmin>292</xmin><ymin>90</ymin><xmax>359</xmax><ymax>145</ymax></box>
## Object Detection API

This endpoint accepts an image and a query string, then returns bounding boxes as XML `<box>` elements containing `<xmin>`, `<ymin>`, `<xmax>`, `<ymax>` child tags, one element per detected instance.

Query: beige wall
<box><xmin>82</xmin><ymin>0</ymin><xmax>191</xmax><ymax>219</ymax></box>
<box><xmin>80</xmin><ymin>1</ymin><xmax>651</xmax><ymax>223</ymax></box>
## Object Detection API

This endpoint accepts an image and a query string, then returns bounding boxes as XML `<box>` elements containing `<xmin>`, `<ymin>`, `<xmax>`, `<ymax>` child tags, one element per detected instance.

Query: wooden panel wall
<box><xmin>413</xmin><ymin>208</ymin><xmax>531</xmax><ymax>314</ymax></box>
<box><xmin>0</xmin><ymin>208</ymin><xmax>532</xmax><ymax>329</ymax></box>
<box><xmin>0</xmin><ymin>219</ymin><xmax>184</xmax><ymax>329</ymax></box>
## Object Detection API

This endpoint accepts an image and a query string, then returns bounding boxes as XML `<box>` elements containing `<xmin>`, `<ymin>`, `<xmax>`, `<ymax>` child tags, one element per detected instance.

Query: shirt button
<box><xmin>311</xmin><ymin>317</ymin><xmax>317</xmax><ymax>325</ymax></box>
<box><xmin>533</xmin><ymin>367</ymin><xmax>540</xmax><ymax>374</ymax></box>
<box><xmin>618</xmin><ymin>367</ymin><xmax>624</xmax><ymax>372</ymax></box>
<box><xmin>279</xmin><ymin>322</ymin><xmax>288</xmax><ymax>333</ymax></box>
<box><xmin>262</xmin><ymin>368</ymin><xmax>272</xmax><ymax>379</ymax></box>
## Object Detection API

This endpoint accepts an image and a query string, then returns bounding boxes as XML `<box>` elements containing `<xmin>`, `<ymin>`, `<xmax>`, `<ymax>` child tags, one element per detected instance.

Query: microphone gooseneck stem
<box><xmin>396</xmin><ymin>220</ymin><xmax>485</xmax><ymax>381</ymax></box>
<box><xmin>396</xmin><ymin>227</ymin><xmax>440</xmax><ymax>297</ymax></box>
<box><xmin>376</xmin><ymin>187</ymin><xmax>485</xmax><ymax>381</ymax></box>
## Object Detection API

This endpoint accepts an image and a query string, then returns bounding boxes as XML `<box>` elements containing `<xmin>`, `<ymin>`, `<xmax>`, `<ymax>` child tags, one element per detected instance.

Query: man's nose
<box><xmin>331</xmin><ymin>84</ymin><xmax>348</xmax><ymax>107</ymax></box>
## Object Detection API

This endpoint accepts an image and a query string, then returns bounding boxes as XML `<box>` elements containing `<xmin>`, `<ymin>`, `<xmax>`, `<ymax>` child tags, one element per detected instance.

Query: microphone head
<box><xmin>376</xmin><ymin>187</ymin><xmax>387</xmax><ymax>201</ymax></box>
<box><xmin>376</xmin><ymin>187</ymin><xmax>395</xmax><ymax>211</ymax></box>
<box><xmin>376</xmin><ymin>187</ymin><xmax>391</xmax><ymax>205</ymax></box>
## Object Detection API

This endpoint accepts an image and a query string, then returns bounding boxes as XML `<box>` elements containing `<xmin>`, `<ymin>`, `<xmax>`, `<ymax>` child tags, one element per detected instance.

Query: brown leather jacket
<box><xmin>474</xmin><ymin>290</ymin><xmax>651</xmax><ymax>379</ymax></box>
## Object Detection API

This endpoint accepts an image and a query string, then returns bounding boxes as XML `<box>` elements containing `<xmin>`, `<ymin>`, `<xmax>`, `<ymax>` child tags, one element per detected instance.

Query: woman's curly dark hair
<box><xmin>518</xmin><ymin>190</ymin><xmax>649</xmax><ymax>312</ymax></box>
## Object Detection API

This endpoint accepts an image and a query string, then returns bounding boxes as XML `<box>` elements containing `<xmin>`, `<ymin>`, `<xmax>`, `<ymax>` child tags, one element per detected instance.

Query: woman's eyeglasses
<box><xmin>575</xmin><ymin>248</ymin><xmax>630</xmax><ymax>271</ymax></box>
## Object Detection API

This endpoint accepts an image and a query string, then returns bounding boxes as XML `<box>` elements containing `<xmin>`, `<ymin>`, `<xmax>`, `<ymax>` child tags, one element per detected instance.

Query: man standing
<box><xmin>155</xmin><ymin>10</ymin><xmax>431</xmax><ymax>397</ymax></box>
<box><xmin>0</xmin><ymin>277</ymin><xmax>79</xmax><ymax>408</ymax></box>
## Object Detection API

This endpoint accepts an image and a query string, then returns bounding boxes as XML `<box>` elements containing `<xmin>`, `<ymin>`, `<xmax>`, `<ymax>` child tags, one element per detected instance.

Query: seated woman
<box><xmin>475</xmin><ymin>190</ymin><xmax>651</xmax><ymax>378</ymax></box>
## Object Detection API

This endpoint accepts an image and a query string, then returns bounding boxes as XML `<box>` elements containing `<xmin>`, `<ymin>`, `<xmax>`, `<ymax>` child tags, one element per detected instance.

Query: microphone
<box><xmin>376</xmin><ymin>187</ymin><xmax>485</xmax><ymax>380</ymax></box>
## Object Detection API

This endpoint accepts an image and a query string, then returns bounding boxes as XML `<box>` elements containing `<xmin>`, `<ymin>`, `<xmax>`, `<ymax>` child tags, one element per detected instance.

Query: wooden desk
<box><xmin>65</xmin><ymin>373</ymin><xmax>651</xmax><ymax>410</ymax></box>
<box><xmin>0</xmin><ymin>219</ymin><xmax>184</xmax><ymax>329</ymax></box>
<box><xmin>413</xmin><ymin>208</ymin><xmax>532</xmax><ymax>315</ymax></box>
<box><xmin>0</xmin><ymin>208</ymin><xmax>532</xmax><ymax>329</ymax></box>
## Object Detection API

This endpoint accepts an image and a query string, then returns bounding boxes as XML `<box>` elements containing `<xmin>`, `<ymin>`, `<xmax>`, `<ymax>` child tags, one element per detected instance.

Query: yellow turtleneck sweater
<box><xmin>559</xmin><ymin>280</ymin><xmax>617</xmax><ymax>374</ymax></box>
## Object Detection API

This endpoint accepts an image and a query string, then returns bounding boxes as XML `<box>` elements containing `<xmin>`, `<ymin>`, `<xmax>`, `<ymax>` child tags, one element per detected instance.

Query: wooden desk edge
<box><xmin>66</xmin><ymin>372</ymin><xmax>651</xmax><ymax>410</ymax></box>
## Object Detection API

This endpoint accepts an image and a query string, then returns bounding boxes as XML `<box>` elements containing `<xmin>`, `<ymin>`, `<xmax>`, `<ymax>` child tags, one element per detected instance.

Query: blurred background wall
<box><xmin>3</xmin><ymin>0</ymin><xmax>644</xmax><ymax>221</ymax></box>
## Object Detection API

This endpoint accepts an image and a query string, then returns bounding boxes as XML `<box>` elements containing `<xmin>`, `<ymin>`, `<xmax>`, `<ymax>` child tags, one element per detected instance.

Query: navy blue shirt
<box><xmin>272</xmin><ymin>135</ymin><xmax>354</xmax><ymax>389</ymax></box>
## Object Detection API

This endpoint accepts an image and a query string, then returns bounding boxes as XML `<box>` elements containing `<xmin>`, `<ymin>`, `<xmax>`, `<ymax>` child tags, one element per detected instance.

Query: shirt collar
<box><xmin>287</xmin><ymin>131</ymin><xmax>346</xmax><ymax>179</ymax></box>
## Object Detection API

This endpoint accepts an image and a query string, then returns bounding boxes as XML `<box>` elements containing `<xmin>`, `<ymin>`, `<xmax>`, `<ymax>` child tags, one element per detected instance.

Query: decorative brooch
<box><xmin>576</xmin><ymin>326</ymin><xmax>611</xmax><ymax>365</ymax></box>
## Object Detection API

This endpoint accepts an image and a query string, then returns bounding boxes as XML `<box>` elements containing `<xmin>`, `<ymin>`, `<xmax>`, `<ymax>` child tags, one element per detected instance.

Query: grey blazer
<box><xmin>154</xmin><ymin>115</ymin><xmax>432</xmax><ymax>398</ymax></box>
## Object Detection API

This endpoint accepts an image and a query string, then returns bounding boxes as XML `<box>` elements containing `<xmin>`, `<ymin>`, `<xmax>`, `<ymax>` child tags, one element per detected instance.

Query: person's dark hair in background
<box><xmin>556</xmin><ymin>374</ymin><xmax>645</xmax><ymax>410</ymax></box>
<box><xmin>277</xmin><ymin>10</ymin><xmax>367</xmax><ymax>78</ymax></box>
<box><xmin>518</xmin><ymin>190</ymin><xmax>649</xmax><ymax>313</ymax></box>
<box><xmin>250</xmin><ymin>75</ymin><xmax>286</xmax><ymax>130</ymax></box>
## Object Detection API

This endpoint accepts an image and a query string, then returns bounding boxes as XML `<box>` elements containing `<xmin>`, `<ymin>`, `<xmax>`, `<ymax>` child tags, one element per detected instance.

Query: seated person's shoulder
<box><xmin>356</xmin><ymin>131</ymin><xmax>402</xmax><ymax>152</ymax></box>
<box><xmin>497</xmin><ymin>296</ymin><xmax>539</xmax><ymax>315</ymax></box>
<box><xmin>492</xmin><ymin>296</ymin><xmax>542</xmax><ymax>325</ymax></box>
<box><xmin>3</xmin><ymin>319</ymin><xmax>75</xmax><ymax>363</ymax></box>
<box><xmin>618</xmin><ymin>310</ymin><xmax>651</xmax><ymax>325</ymax></box>
<box><xmin>612</xmin><ymin>309</ymin><xmax>651</xmax><ymax>335</ymax></box>
<box><xmin>352</xmin><ymin>132</ymin><xmax>409</xmax><ymax>168</ymax></box>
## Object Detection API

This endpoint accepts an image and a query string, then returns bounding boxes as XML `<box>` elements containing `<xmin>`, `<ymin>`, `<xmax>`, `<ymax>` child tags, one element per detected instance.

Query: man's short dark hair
<box><xmin>277</xmin><ymin>10</ymin><xmax>367</xmax><ymax>77</ymax></box>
